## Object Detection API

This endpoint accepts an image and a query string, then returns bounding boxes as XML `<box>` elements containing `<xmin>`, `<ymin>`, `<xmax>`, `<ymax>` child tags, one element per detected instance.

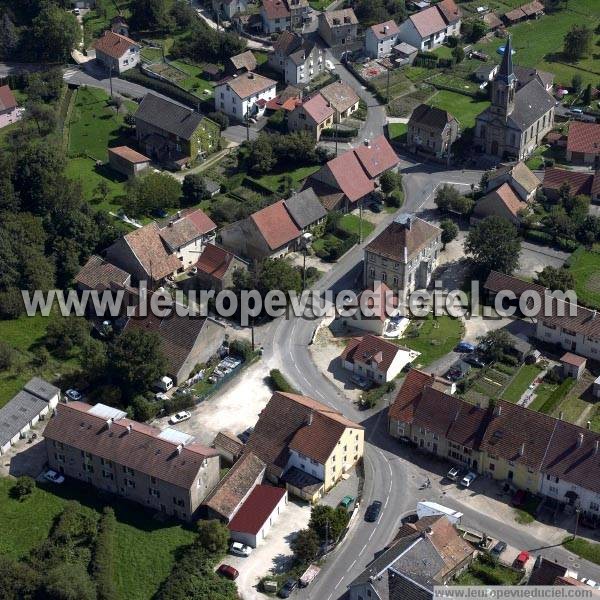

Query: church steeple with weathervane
<box><xmin>490</xmin><ymin>35</ymin><xmax>516</xmax><ymax>119</ymax></box>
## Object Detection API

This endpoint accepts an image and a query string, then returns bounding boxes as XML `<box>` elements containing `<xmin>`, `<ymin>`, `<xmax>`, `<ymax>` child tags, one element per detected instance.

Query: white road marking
<box><xmin>360</xmin><ymin>543</ymin><xmax>368</xmax><ymax>555</ymax></box>
<box><xmin>349</xmin><ymin>559</ymin><xmax>356</xmax><ymax>571</ymax></box>
<box><xmin>369</xmin><ymin>529</ymin><xmax>375</xmax><ymax>540</ymax></box>
<box><xmin>334</xmin><ymin>576</ymin><xmax>344</xmax><ymax>589</ymax></box>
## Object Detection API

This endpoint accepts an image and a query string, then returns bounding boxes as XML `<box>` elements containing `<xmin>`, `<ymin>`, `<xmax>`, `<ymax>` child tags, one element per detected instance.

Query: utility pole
<box><xmin>573</xmin><ymin>507</ymin><xmax>581</xmax><ymax>540</ymax></box>
<box><xmin>324</xmin><ymin>519</ymin><xmax>330</xmax><ymax>553</ymax></box>
<box><xmin>303</xmin><ymin>248</ymin><xmax>307</xmax><ymax>290</ymax></box>
<box><xmin>335</xmin><ymin>120</ymin><xmax>339</xmax><ymax>156</ymax></box>
<box><xmin>246</xmin><ymin>106</ymin><xmax>250</xmax><ymax>142</ymax></box>
<box><xmin>386</xmin><ymin>65</ymin><xmax>391</xmax><ymax>105</ymax></box>
<box><xmin>359</xmin><ymin>199</ymin><xmax>363</xmax><ymax>243</ymax></box>
<box><xmin>109</xmin><ymin>63</ymin><xmax>113</xmax><ymax>98</ymax></box>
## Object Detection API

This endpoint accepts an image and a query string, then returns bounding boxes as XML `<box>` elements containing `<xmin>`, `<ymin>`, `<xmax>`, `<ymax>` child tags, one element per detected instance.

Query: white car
<box><xmin>169</xmin><ymin>411</ymin><xmax>191</xmax><ymax>425</ymax></box>
<box><xmin>446</xmin><ymin>467</ymin><xmax>461</xmax><ymax>481</ymax></box>
<box><xmin>582</xmin><ymin>578</ymin><xmax>598</xmax><ymax>588</ymax></box>
<box><xmin>65</xmin><ymin>389</ymin><xmax>82</xmax><ymax>401</ymax></box>
<box><xmin>230</xmin><ymin>542</ymin><xmax>252</xmax><ymax>557</ymax></box>
<box><xmin>44</xmin><ymin>469</ymin><xmax>65</xmax><ymax>484</ymax></box>
<box><xmin>325</xmin><ymin>60</ymin><xmax>334</xmax><ymax>71</ymax></box>
<box><xmin>460</xmin><ymin>471</ymin><xmax>478</xmax><ymax>488</ymax></box>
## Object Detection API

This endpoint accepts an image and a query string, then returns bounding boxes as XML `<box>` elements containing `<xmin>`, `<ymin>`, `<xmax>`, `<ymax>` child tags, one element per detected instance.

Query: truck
<box><xmin>299</xmin><ymin>564</ymin><xmax>320</xmax><ymax>588</ymax></box>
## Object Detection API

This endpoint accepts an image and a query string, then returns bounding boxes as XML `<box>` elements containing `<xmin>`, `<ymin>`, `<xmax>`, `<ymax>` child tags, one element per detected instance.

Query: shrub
<box><xmin>11</xmin><ymin>476</ymin><xmax>35</xmax><ymax>501</ymax></box>
<box><xmin>501</xmin><ymin>353</ymin><xmax>519</xmax><ymax>366</ymax></box>
<box><xmin>525</xmin><ymin>229</ymin><xmax>553</xmax><ymax>244</ymax></box>
<box><xmin>387</xmin><ymin>189</ymin><xmax>404</xmax><ymax>208</ymax></box>
<box><xmin>197</xmin><ymin>520</ymin><xmax>229</xmax><ymax>555</ymax></box>
<box><xmin>269</xmin><ymin>369</ymin><xmax>298</xmax><ymax>394</ymax></box>
<box><xmin>93</xmin><ymin>507</ymin><xmax>118</xmax><ymax>600</ymax></box>
<box><xmin>229</xmin><ymin>339</ymin><xmax>255</xmax><ymax>362</ymax></box>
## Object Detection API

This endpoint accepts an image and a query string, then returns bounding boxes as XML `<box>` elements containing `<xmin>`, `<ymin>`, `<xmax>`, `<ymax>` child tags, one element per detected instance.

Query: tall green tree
<box><xmin>32</xmin><ymin>4</ymin><xmax>79</xmax><ymax>62</ymax></box>
<box><xmin>535</xmin><ymin>266</ymin><xmax>575</xmax><ymax>292</ymax></box>
<box><xmin>464</xmin><ymin>216</ymin><xmax>521</xmax><ymax>275</ymax></box>
<box><xmin>131</xmin><ymin>0</ymin><xmax>174</xmax><ymax>32</ymax></box>
<box><xmin>440</xmin><ymin>219</ymin><xmax>459</xmax><ymax>248</ymax></box>
<box><xmin>197</xmin><ymin>520</ymin><xmax>229</xmax><ymax>555</ymax></box>
<box><xmin>563</xmin><ymin>25</ymin><xmax>593</xmax><ymax>60</ymax></box>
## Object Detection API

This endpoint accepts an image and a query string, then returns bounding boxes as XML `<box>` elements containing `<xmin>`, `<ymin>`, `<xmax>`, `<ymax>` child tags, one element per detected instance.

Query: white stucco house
<box><xmin>214</xmin><ymin>72</ymin><xmax>277</xmax><ymax>120</ymax></box>
<box><xmin>365</xmin><ymin>20</ymin><xmax>400</xmax><ymax>58</ymax></box>
<box><xmin>93</xmin><ymin>30</ymin><xmax>140</xmax><ymax>74</ymax></box>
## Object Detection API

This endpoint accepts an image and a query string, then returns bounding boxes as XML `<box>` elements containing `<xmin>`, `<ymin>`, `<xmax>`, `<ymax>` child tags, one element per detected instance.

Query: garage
<box><xmin>228</xmin><ymin>485</ymin><xmax>287</xmax><ymax>548</ymax></box>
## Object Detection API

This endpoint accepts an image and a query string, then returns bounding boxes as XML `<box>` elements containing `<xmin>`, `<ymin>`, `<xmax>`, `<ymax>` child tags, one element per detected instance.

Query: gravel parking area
<box><xmin>0</xmin><ymin>422</ymin><xmax>48</xmax><ymax>478</ymax></box>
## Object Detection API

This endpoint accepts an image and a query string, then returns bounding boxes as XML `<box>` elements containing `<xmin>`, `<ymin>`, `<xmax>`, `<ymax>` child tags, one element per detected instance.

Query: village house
<box><xmin>269</xmin><ymin>31</ymin><xmax>324</xmax><ymax>86</ymax></box>
<box><xmin>318</xmin><ymin>9</ymin><xmax>359</xmax><ymax>48</ymax></box>
<box><xmin>0</xmin><ymin>378</ymin><xmax>60</xmax><ymax>456</ymax></box>
<box><xmin>397</xmin><ymin>0</ymin><xmax>461</xmax><ymax>51</ymax></box>
<box><xmin>348</xmin><ymin>281</ymin><xmax>402</xmax><ymax>336</ymax></box>
<box><xmin>44</xmin><ymin>402</ymin><xmax>220</xmax><ymax>521</ymax></box>
<box><xmin>135</xmin><ymin>94</ymin><xmax>220</xmax><ymax>168</ymax></box>
<box><xmin>212</xmin><ymin>431</ymin><xmax>245</xmax><ymax>465</ymax></box>
<box><xmin>245</xmin><ymin>391</ymin><xmax>364</xmax><ymax>502</ymax></box>
<box><xmin>226</xmin><ymin>50</ymin><xmax>257</xmax><ymax>77</ymax></box>
<box><xmin>561</xmin><ymin>352</ymin><xmax>587</xmax><ymax>380</ymax></box>
<box><xmin>474</xmin><ymin>37</ymin><xmax>555</xmax><ymax>160</ymax></box>
<box><xmin>0</xmin><ymin>85</ymin><xmax>23</xmax><ymax>129</ymax></box>
<box><xmin>214</xmin><ymin>72</ymin><xmax>277</xmax><ymax>120</ymax></box>
<box><xmin>283</xmin><ymin>188</ymin><xmax>327</xmax><ymax>233</ymax></box>
<box><xmin>484</xmin><ymin>161</ymin><xmax>540</xmax><ymax>202</ymax></box>
<box><xmin>471</xmin><ymin>182</ymin><xmax>529</xmax><ymax>226</ymax></box>
<box><xmin>288</xmin><ymin>93</ymin><xmax>334</xmax><ymax>140</ymax></box>
<box><xmin>365</xmin><ymin>20</ymin><xmax>400</xmax><ymax>58</ymax></box>
<box><xmin>74</xmin><ymin>255</ymin><xmax>132</xmax><ymax>293</ymax></box>
<box><xmin>354</xmin><ymin>135</ymin><xmax>401</xmax><ymax>181</ymax></box>
<box><xmin>158</xmin><ymin>208</ymin><xmax>217</xmax><ymax>269</ymax></box>
<box><xmin>194</xmin><ymin>243</ymin><xmax>249</xmax><ymax>292</ymax></box>
<box><xmin>220</xmin><ymin>200</ymin><xmax>301</xmax><ymax>261</ymax></box>
<box><xmin>124</xmin><ymin>306</ymin><xmax>226</xmax><ymax>385</ymax></box>
<box><xmin>110</xmin><ymin>15</ymin><xmax>129</xmax><ymax>36</ymax></box>
<box><xmin>348</xmin><ymin>515</ymin><xmax>474</xmax><ymax>600</ymax></box>
<box><xmin>364</xmin><ymin>214</ymin><xmax>442</xmax><ymax>301</ymax></box>
<box><xmin>407</xmin><ymin>103</ymin><xmax>459</xmax><ymax>161</ymax></box>
<box><xmin>340</xmin><ymin>334</ymin><xmax>417</xmax><ymax>383</ymax></box>
<box><xmin>93</xmin><ymin>30</ymin><xmax>140</xmax><ymax>74</ymax></box>
<box><xmin>566</xmin><ymin>121</ymin><xmax>600</xmax><ymax>167</ymax></box>
<box><xmin>105</xmin><ymin>222</ymin><xmax>182</xmax><ymax>285</ymax></box>
<box><xmin>542</xmin><ymin>167</ymin><xmax>600</xmax><ymax>203</ymax></box>
<box><xmin>319</xmin><ymin>80</ymin><xmax>360</xmax><ymax>123</ymax></box>
<box><xmin>108</xmin><ymin>146</ymin><xmax>151</xmax><ymax>179</ymax></box>
<box><xmin>212</xmin><ymin>0</ymin><xmax>248</xmax><ymax>20</ymax></box>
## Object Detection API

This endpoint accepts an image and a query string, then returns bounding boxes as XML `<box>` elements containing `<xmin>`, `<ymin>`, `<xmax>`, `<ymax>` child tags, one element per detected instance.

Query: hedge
<box><xmin>269</xmin><ymin>369</ymin><xmax>298</xmax><ymax>394</ymax></box>
<box><xmin>93</xmin><ymin>507</ymin><xmax>118</xmax><ymax>600</ymax></box>
<box><xmin>321</xmin><ymin>128</ymin><xmax>359</xmax><ymax>139</ymax></box>
<box><xmin>525</xmin><ymin>229</ymin><xmax>553</xmax><ymax>244</ymax></box>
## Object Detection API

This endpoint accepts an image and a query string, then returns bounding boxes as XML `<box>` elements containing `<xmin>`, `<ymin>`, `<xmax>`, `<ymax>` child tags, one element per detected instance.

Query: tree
<box><xmin>171</xmin><ymin>0</ymin><xmax>195</xmax><ymax>28</ymax></box>
<box><xmin>435</xmin><ymin>183</ymin><xmax>461</xmax><ymax>212</ymax></box>
<box><xmin>44</xmin><ymin>317</ymin><xmax>91</xmax><ymax>359</ymax></box>
<box><xmin>563</xmin><ymin>25</ymin><xmax>593</xmax><ymax>61</ymax></box>
<box><xmin>247</xmin><ymin>135</ymin><xmax>276</xmax><ymax>174</ymax></box>
<box><xmin>583</xmin><ymin>83</ymin><xmax>593</xmax><ymax>105</ymax></box>
<box><xmin>130</xmin><ymin>395</ymin><xmax>160</xmax><ymax>422</ymax></box>
<box><xmin>32</xmin><ymin>4</ymin><xmax>79</xmax><ymax>62</ymax></box>
<box><xmin>452</xmin><ymin>45</ymin><xmax>465</xmax><ymax>63</ymax></box>
<box><xmin>477</xmin><ymin>329</ymin><xmax>513</xmax><ymax>363</ymax></box>
<box><xmin>107</xmin><ymin>329</ymin><xmax>167</xmax><ymax>398</ymax></box>
<box><xmin>380</xmin><ymin>170</ymin><xmax>401</xmax><ymax>196</ymax></box>
<box><xmin>255</xmin><ymin>258</ymin><xmax>302</xmax><ymax>298</ymax></box>
<box><xmin>464</xmin><ymin>216</ymin><xmax>521</xmax><ymax>275</ymax></box>
<box><xmin>571</xmin><ymin>74</ymin><xmax>583</xmax><ymax>95</ymax></box>
<box><xmin>0</xmin><ymin>13</ymin><xmax>19</xmax><ymax>60</ymax></box>
<box><xmin>109</xmin><ymin>95</ymin><xmax>124</xmax><ymax>115</ymax></box>
<box><xmin>11</xmin><ymin>476</ymin><xmax>35</xmax><ymax>501</ymax></box>
<box><xmin>291</xmin><ymin>528</ymin><xmax>320</xmax><ymax>564</ymax></box>
<box><xmin>0</xmin><ymin>340</ymin><xmax>15</xmax><ymax>370</ymax></box>
<box><xmin>308</xmin><ymin>505</ymin><xmax>350</xmax><ymax>543</ymax></box>
<box><xmin>95</xmin><ymin>179</ymin><xmax>111</xmax><ymax>203</ymax></box>
<box><xmin>126</xmin><ymin>171</ymin><xmax>181</xmax><ymax>216</ymax></box>
<box><xmin>197</xmin><ymin>520</ymin><xmax>229</xmax><ymax>555</ymax></box>
<box><xmin>0</xmin><ymin>555</ymin><xmax>39</xmax><ymax>600</ymax></box>
<box><xmin>440</xmin><ymin>219</ymin><xmax>458</xmax><ymax>248</ymax></box>
<box><xmin>535</xmin><ymin>266</ymin><xmax>575</xmax><ymax>292</ymax></box>
<box><xmin>544</xmin><ymin>0</ymin><xmax>563</xmax><ymax>12</ymax></box>
<box><xmin>131</xmin><ymin>0</ymin><xmax>174</xmax><ymax>32</ymax></box>
<box><xmin>42</xmin><ymin>563</ymin><xmax>96</xmax><ymax>600</ymax></box>
<box><xmin>182</xmin><ymin>173</ymin><xmax>209</xmax><ymax>206</ymax></box>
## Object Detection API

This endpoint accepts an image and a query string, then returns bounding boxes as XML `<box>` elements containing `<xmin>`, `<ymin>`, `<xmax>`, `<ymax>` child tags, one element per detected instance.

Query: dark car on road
<box><xmin>490</xmin><ymin>541</ymin><xmax>507</xmax><ymax>559</ymax></box>
<box><xmin>278</xmin><ymin>578</ymin><xmax>298</xmax><ymax>598</ymax></box>
<box><xmin>455</xmin><ymin>341</ymin><xmax>475</xmax><ymax>353</ymax></box>
<box><xmin>217</xmin><ymin>564</ymin><xmax>239</xmax><ymax>580</ymax></box>
<box><xmin>365</xmin><ymin>501</ymin><xmax>382</xmax><ymax>522</ymax></box>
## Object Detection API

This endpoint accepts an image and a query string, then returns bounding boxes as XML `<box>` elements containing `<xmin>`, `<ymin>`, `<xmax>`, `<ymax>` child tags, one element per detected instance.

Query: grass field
<box><xmin>567</xmin><ymin>248</ymin><xmax>600</xmax><ymax>310</ymax></box>
<box><xmin>563</xmin><ymin>536</ymin><xmax>600</xmax><ymax>565</ymax></box>
<box><xmin>473</xmin><ymin>1</ymin><xmax>600</xmax><ymax>87</ymax></box>
<box><xmin>428</xmin><ymin>90</ymin><xmax>490</xmax><ymax>130</ymax></box>
<box><xmin>251</xmin><ymin>164</ymin><xmax>320</xmax><ymax>194</ymax></box>
<box><xmin>338</xmin><ymin>214</ymin><xmax>375</xmax><ymax>238</ymax></box>
<box><xmin>501</xmin><ymin>363</ymin><xmax>542</xmax><ymax>402</ymax></box>
<box><xmin>399</xmin><ymin>315</ymin><xmax>464</xmax><ymax>366</ymax></box>
<box><xmin>388</xmin><ymin>122</ymin><xmax>408</xmax><ymax>140</ymax></box>
<box><xmin>0</xmin><ymin>478</ymin><xmax>196</xmax><ymax>599</ymax></box>
<box><xmin>454</xmin><ymin>558</ymin><xmax>522</xmax><ymax>586</ymax></box>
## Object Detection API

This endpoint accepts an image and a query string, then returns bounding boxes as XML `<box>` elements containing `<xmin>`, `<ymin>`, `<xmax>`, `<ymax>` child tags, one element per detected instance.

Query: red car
<box><xmin>514</xmin><ymin>551</ymin><xmax>530</xmax><ymax>569</ymax></box>
<box><xmin>217</xmin><ymin>564</ymin><xmax>239</xmax><ymax>580</ymax></box>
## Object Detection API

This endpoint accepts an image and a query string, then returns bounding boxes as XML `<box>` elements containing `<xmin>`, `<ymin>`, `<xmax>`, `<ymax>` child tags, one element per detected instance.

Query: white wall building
<box><xmin>93</xmin><ymin>30</ymin><xmax>140</xmax><ymax>74</ymax></box>
<box><xmin>214</xmin><ymin>72</ymin><xmax>277</xmax><ymax>120</ymax></box>
<box><xmin>365</xmin><ymin>20</ymin><xmax>400</xmax><ymax>58</ymax></box>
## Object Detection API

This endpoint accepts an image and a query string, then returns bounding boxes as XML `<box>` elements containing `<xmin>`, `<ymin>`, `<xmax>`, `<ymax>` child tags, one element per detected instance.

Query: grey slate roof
<box><xmin>409</xmin><ymin>104</ymin><xmax>455</xmax><ymax>130</ymax></box>
<box><xmin>135</xmin><ymin>93</ymin><xmax>204</xmax><ymax>141</ymax></box>
<box><xmin>0</xmin><ymin>378</ymin><xmax>58</xmax><ymax>447</ymax></box>
<box><xmin>284</xmin><ymin>188</ymin><xmax>327</xmax><ymax>229</ymax></box>
<box><xmin>508</xmin><ymin>79</ymin><xmax>555</xmax><ymax>131</ymax></box>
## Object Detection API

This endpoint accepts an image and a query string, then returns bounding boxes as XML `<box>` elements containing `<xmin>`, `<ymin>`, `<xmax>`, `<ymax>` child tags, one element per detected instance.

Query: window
<box><xmin>55</xmin><ymin>453</ymin><xmax>65</xmax><ymax>463</ymax></box>
<box><xmin>149</xmin><ymin>488</ymin><xmax>160</xmax><ymax>498</ymax></box>
<box><xmin>381</xmin><ymin>272</ymin><xmax>387</xmax><ymax>282</ymax></box>
<box><xmin>489</xmin><ymin>463</ymin><xmax>495</xmax><ymax>471</ymax></box>
<box><xmin>591</xmin><ymin>502</ymin><xmax>600</xmax><ymax>512</ymax></box>
<box><xmin>151</xmin><ymin>476</ymin><xmax>157</xmax><ymax>484</ymax></box>
<box><xmin>102</xmin><ymin>470</ymin><xmax>113</xmax><ymax>479</ymax></box>
<box><xmin>125</xmin><ymin>478</ymin><xmax>135</xmax><ymax>488</ymax></box>
<box><xmin>549</xmin><ymin>485</ymin><xmax>558</xmax><ymax>494</ymax></box>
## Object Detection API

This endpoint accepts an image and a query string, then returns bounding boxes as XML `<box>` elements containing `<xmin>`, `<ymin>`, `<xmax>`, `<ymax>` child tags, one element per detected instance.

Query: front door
<box><xmin>508</xmin><ymin>470</ymin><xmax>514</xmax><ymax>481</ymax></box>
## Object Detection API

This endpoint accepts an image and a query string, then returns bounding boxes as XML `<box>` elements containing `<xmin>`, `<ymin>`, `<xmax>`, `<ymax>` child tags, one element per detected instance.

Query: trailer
<box><xmin>299</xmin><ymin>564</ymin><xmax>321</xmax><ymax>588</ymax></box>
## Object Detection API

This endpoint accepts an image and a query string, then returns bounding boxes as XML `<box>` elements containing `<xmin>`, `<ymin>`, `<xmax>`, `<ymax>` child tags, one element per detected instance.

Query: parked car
<box><xmin>169</xmin><ymin>410</ymin><xmax>191</xmax><ymax>425</ymax></box>
<box><xmin>490</xmin><ymin>541</ymin><xmax>507</xmax><ymax>559</ymax></box>
<box><xmin>464</xmin><ymin>354</ymin><xmax>486</xmax><ymax>368</ymax></box>
<box><xmin>44</xmin><ymin>469</ymin><xmax>65</xmax><ymax>484</ymax></box>
<box><xmin>514</xmin><ymin>550</ymin><xmax>530</xmax><ymax>569</ymax></box>
<box><xmin>365</xmin><ymin>500</ymin><xmax>382</xmax><ymax>522</ymax></box>
<box><xmin>455</xmin><ymin>341</ymin><xmax>475</xmax><ymax>353</ymax></box>
<box><xmin>217</xmin><ymin>564</ymin><xmax>239</xmax><ymax>580</ymax></box>
<box><xmin>230</xmin><ymin>542</ymin><xmax>252</xmax><ymax>557</ymax></box>
<box><xmin>446</xmin><ymin>467</ymin><xmax>462</xmax><ymax>481</ymax></box>
<box><xmin>325</xmin><ymin>59</ymin><xmax>334</xmax><ymax>71</ymax></box>
<box><xmin>459</xmin><ymin>471</ymin><xmax>478</xmax><ymax>487</ymax></box>
<box><xmin>278</xmin><ymin>578</ymin><xmax>298</xmax><ymax>598</ymax></box>
<box><xmin>65</xmin><ymin>389</ymin><xmax>82</xmax><ymax>401</ymax></box>
<box><xmin>339</xmin><ymin>495</ymin><xmax>355</xmax><ymax>510</ymax></box>
<box><xmin>582</xmin><ymin>578</ymin><xmax>598</xmax><ymax>588</ymax></box>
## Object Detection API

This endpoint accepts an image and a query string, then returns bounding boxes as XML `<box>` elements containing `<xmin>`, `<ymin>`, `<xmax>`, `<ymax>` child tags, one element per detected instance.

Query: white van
<box><xmin>155</xmin><ymin>376</ymin><xmax>173</xmax><ymax>393</ymax></box>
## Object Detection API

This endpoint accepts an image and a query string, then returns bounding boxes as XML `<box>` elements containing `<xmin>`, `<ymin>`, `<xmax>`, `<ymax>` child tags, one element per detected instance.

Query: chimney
<box><xmin>383</xmin><ymin>25</ymin><xmax>389</xmax><ymax>33</ymax></box>
<box><xmin>126</xmin><ymin>424</ymin><xmax>132</xmax><ymax>433</ymax></box>
<box><xmin>494</xmin><ymin>404</ymin><xmax>502</xmax><ymax>416</ymax></box>
<box><xmin>405</xmin><ymin>216</ymin><xmax>411</xmax><ymax>230</ymax></box>
<box><xmin>403</xmin><ymin>246</ymin><xmax>408</xmax><ymax>263</ymax></box>
<box><xmin>364</xmin><ymin>138</ymin><xmax>370</xmax><ymax>147</ymax></box>
<box><xmin>306</xmin><ymin>411</ymin><xmax>313</xmax><ymax>426</ymax></box>
<box><xmin>577</xmin><ymin>432</ymin><xmax>584</xmax><ymax>448</ymax></box>
<box><xmin>519</xmin><ymin>442</ymin><xmax>525</xmax><ymax>456</ymax></box>
<box><xmin>248</xmin><ymin>73</ymin><xmax>255</xmax><ymax>79</ymax></box>
<box><xmin>587</xmin><ymin>421</ymin><xmax>592</xmax><ymax>430</ymax></box>
<box><xmin>559</xmin><ymin>411</ymin><xmax>564</xmax><ymax>420</ymax></box>
<box><xmin>176</xmin><ymin>444</ymin><xmax>183</xmax><ymax>455</ymax></box>
<box><xmin>595</xmin><ymin>440</ymin><xmax>599</xmax><ymax>455</ymax></box>
<box><xmin>105</xmin><ymin>418</ymin><xmax>113</xmax><ymax>430</ymax></box>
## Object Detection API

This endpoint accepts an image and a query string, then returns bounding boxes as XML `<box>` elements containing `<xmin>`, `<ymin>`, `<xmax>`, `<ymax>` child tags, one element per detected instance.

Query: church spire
<box><xmin>497</xmin><ymin>35</ymin><xmax>515</xmax><ymax>84</ymax></box>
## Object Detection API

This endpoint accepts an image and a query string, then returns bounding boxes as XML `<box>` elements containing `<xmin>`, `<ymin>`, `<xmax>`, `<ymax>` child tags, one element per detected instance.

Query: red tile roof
<box><xmin>183</xmin><ymin>208</ymin><xmax>217</xmax><ymax>235</ymax></box>
<box><xmin>542</xmin><ymin>167</ymin><xmax>594</xmax><ymax>197</ymax></box>
<box><xmin>75</xmin><ymin>255</ymin><xmax>131</xmax><ymax>290</ymax></box>
<box><xmin>341</xmin><ymin>334</ymin><xmax>403</xmax><ymax>374</ymax></box>
<box><xmin>326</xmin><ymin>151</ymin><xmax>375</xmax><ymax>203</ymax></box>
<box><xmin>262</xmin><ymin>0</ymin><xmax>290</xmax><ymax>20</ymax></box>
<box><xmin>388</xmin><ymin>368</ymin><xmax>435</xmax><ymax>423</ymax></box>
<box><xmin>567</xmin><ymin>121</ymin><xmax>600</xmax><ymax>156</ymax></box>
<box><xmin>0</xmin><ymin>85</ymin><xmax>17</xmax><ymax>111</ymax></box>
<box><xmin>369</xmin><ymin>20</ymin><xmax>400</xmax><ymax>40</ymax></box>
<box><xmin>108</xmin><ymin>146</ymin><xmax>149</xmax><ymax>164</ymax></box>
<box><xmin>43</xmin><ymin>402</ymin><xmax>218</xmax><ymax>488</ymax></box>
<box><xmin>250</xmin><ymin>200</ymin><xmax>301</xmax><ymax>250</ymax></box>
<box><xmin>476</xmin><ymin>182</ymin><xmax>527</xmax><ymax>218</ymax></box>
<box><xmin>196</xmin><ymin>243</ymin><xmax>241</xmax><ymax>281</ymax></box>
<box><xmin>483</xmin><ymin>270</ymin><xmax>546</xmax><ymax>297</ymax></box>
<box><xmin>409</xmin><ymin>6</ymin><xmax>447</xmax><ymax>38</ymax></box>
<box><xmin>561</xmin><ymin>352</ymin><xmax>586</xmax><ymax>367</ymax></box>
<box><xmin>228</xmin><ymin>484</ymin><xmax>286</xmax><ymax>535</ymax></box>
<box><xmin>320</xmin><ymin>81</ymin><xmax>360</xmax><ymax>115</ymax></box>
<box><xmin>437</xmin><ymin>0</ymin><xmax>461</xmax><ymax>23</ymax></box>
<box><xmin>301</xmin><ymin>93</ymin><xmax>334</xmax><ymax>124</ymax></box>
<box><xmin>94</xmin><ymin>30</ymin><xmax>139</xmax><ymax>59</ymax></box>
<box><xmin>354</xmin><ymin>135</ymin><xmax>400</xmax><ymax>179</ymax></box>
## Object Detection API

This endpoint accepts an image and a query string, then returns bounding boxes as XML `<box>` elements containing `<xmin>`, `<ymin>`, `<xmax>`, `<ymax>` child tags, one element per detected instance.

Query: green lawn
<box><xmin>473</xmin><ymin>1</ymin><xmax>600</xmax><ymax>87</ymax></box>
<box><xmin>501</xmin><ymin>363</ymin><xmax>542</xmax><ymax>402</ymax></box>
<box><xmin>454</xmin><ymin>558</ymin><xmax>522</xmax><ymax>586</ymax></box>
<box><xmin>428</xmin><ymin>90</ymin><xmax>490</xmax><ymax>130</ymax></box>
<box><xmin>388</xmin><ymin>122</ymin><xmax>407</xmax><ymax>140</ymax></box>
<box><xmin>338</xmin><ymin>214</ymin><xmax>375</xmax><ymax>238</ymax></box>
<box><xmin>432</xmin><ymin>45</ymin><xmax>454</xmax><ymax>60</ymax></box>
<box><xmin>399</xmin><ymin>315</ymin><xmax>464</xmax><ymax>366</ymax></box>
<box><xmin>0</xmin><ymin>478</ymin><xmax>197</xmax><ymax>600</ymax></box>
<box><xmin>309</xmin><ymin>0</ymin><xmax>332</xmax><ymax>9</ymax></box>
<box><xmin>251</xmin><ymin>164</ymin><xmax>320</xmax><ymax>194</ymax></box>
<box><xmin>567</xmin><ymin>248</ymin><xmax>600</xmax><ymax>310</ymax></box>
<box><xmin>528</xmin><ymin>380</ymin><xmax>560</xmax><ymax>411</ymax></box>
<box><xmin>563</xmin><ymin>536</ymin><xmax>600</xmax><ymax>566</ymax></box>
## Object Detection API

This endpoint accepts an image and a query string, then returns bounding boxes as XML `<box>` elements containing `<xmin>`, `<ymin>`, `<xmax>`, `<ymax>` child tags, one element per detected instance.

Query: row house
<box><xmin>44</xmin><ymin>402</ymin><xmax>220</xmax><ymax>521</ymax></box>
<box><xmin>261</xmin><ymin>0</ymin><xmax>308</xmax><ymax>33</ymax></box>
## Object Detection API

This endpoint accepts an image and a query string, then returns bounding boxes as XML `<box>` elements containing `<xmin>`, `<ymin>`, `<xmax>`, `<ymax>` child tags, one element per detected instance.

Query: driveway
<box><xmin>219</xmin><ymin>499</ymin><xmax>311</xmax><ymax>600</ymax></box>
<box><xmin>517</xmin><ymin>242</ymin><xmax>569</xmax><ymax>278</ymax></box>
<box><xmin>0</xmin><ymin>423</ymin><xmax>48</xmax><ymax>479</ymax></box>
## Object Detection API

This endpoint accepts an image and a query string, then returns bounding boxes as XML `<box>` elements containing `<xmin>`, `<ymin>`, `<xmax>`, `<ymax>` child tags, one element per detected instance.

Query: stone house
<box><xmin>407</xmin><ymin>103</ymin><xmax>459</xmax><ymax>161</ymax></box>
<box><xmin>318</xmin><ymin>9</ymin><xmax>358</xmax><ymax>47</ymax></box>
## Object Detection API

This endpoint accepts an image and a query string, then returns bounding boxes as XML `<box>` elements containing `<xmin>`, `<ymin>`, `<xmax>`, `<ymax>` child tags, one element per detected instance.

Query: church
<box><xmin>473</xmin><ymin>36</ymin><xmax>555</xmax><ymax>161</ymax></box>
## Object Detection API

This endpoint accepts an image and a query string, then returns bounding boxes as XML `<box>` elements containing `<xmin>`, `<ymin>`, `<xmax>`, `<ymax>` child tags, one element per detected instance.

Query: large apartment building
<box><xmin>44</xmin><ymin>402</ymin><xmax>220</xmax><ymax>521</ymax></box>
